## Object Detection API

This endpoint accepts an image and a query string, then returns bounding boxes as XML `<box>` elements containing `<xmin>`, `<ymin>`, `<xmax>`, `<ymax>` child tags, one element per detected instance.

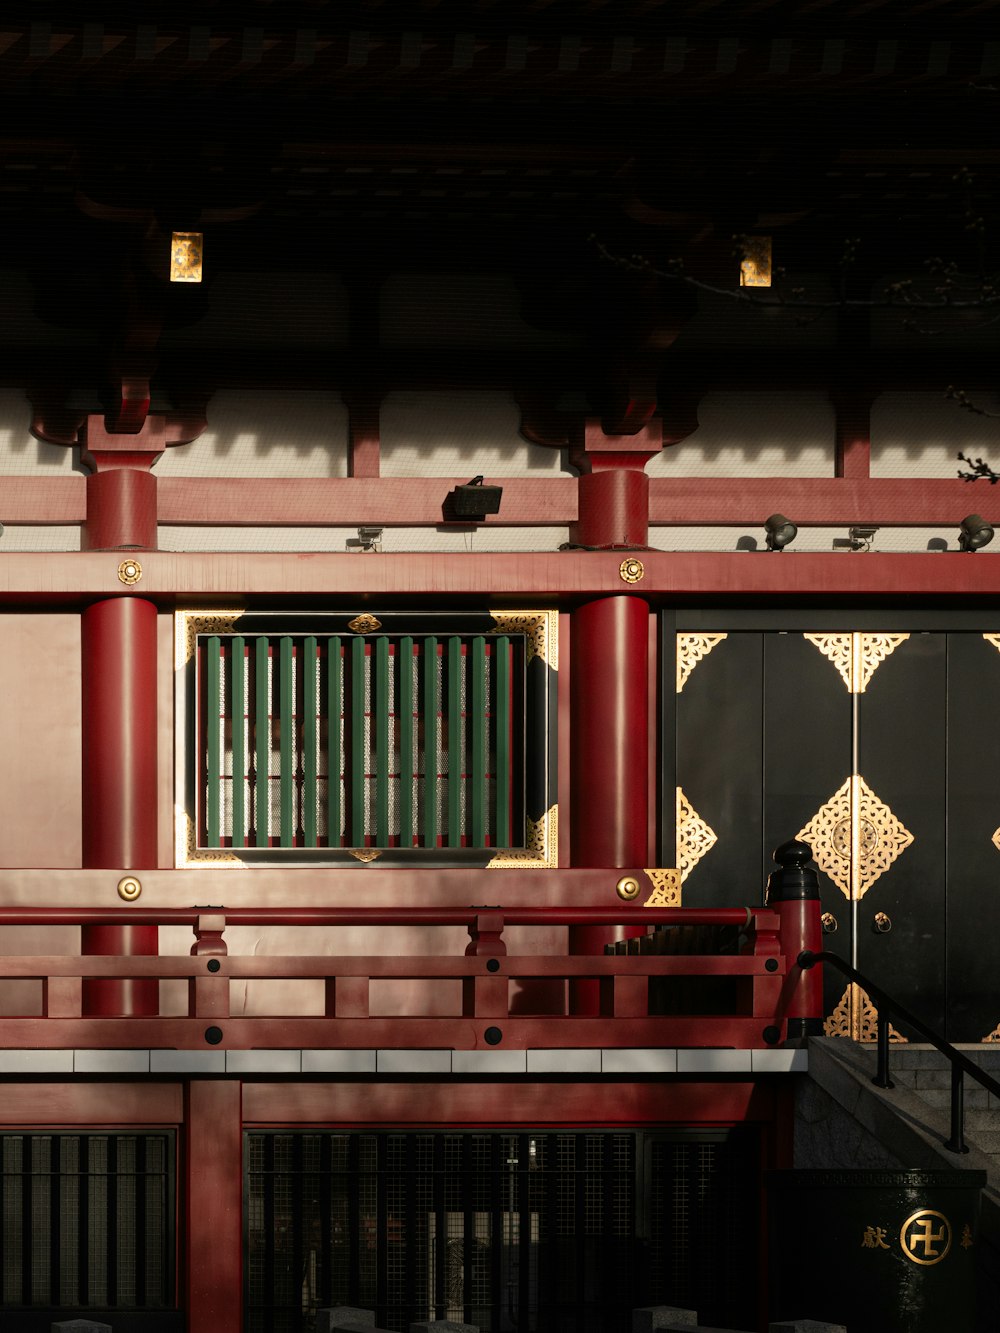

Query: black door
<box><xmin>674</xmin><ymin>622</ymin><xmax>1000</xmax><ymax>1043</ymax></box>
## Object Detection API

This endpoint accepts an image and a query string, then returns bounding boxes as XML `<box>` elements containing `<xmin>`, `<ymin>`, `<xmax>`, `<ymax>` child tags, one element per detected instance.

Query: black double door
<box><xmin>673</xmin><ymin>620</ymin><xmax>1000</xmax><ymax>1043</ymax></box>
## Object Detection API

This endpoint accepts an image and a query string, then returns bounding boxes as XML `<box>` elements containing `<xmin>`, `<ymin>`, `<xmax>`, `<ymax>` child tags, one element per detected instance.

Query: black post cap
<box><xmin>766</xmin><ymin>839</ymin><xmax>820</xmax><ymax>903</ymax></box>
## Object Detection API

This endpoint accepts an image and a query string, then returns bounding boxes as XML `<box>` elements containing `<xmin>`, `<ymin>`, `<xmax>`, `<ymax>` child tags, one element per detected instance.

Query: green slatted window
<box><xmin>181</xmin><ymin>612</ymin><xmax>556</xmax><ymax>864</ymax></box>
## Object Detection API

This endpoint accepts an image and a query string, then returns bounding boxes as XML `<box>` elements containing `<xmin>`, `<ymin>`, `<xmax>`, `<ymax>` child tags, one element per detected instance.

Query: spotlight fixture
<box><xmin>959</xmin><ymin>513</ymin><xmax>994</xmax><ymax>552</ymax></box>
<box><xmin>447</xmin><ymin>475</ymin><xmax>503</xmax><ymax>522</ymax></box>
<box><xmin>764</xmin><ymin>513</ymin><xmax>797</xmax><ymax>551</ymax></box>
<box><xmin>346</xmin><ymin>526</ymin><xmax>383</xmax><ymax>553</ymax></box>
<box><xmin>833</xmin><ymin>525</ymin><xmax>879</xmax><ymax>553</ymax></box>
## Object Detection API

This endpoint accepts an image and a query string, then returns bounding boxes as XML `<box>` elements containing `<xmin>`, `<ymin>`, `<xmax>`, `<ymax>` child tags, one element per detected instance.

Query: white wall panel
<box><xmin>647</xmin><ymin>392</ymin><xmax>834</xmax><ymax>477</ymax></box>
<box><xmin>871</xmin><ymin>391</ymin><xmax>1000</xmax><ymax>478</ymax></box>
<box><xmin>381</xmin><ymin>391</ymin><xmax>563</xmax><ymax>476</ymax></box>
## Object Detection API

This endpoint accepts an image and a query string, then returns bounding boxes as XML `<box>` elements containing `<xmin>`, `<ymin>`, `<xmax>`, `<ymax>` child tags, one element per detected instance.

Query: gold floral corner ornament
<box><xmin>487</xmin><ymin>805</ymin><xmax>558</xmax><ymax>869</ymax></box>
<box><xmin>170</xmin><ymin>230</ymin><xmax>204</xmax><ymax>283</ymax></box>
<box><xmin>619</xmin><ymin>557</ymin><xmax>644</xmax><ymax>584</ymax></box>
<box><xmin>643</xmin><ymin>868</ymin><xmax>682</xmax><ymax>907</ymax></box>
<box><xmin>825</xmin><ymin>982</ymin><xmax>907</xmax><ymax>1043</ymax></box>
<box><xmin>803</xmin><ymin>632</ymin><xmax>909</xmax><ymax>693</ymax></box>
<box><xmin>117</xmin><ymin>558</ymin><xmax>142</xmax><ymax>586</ymax></box>
<box><xmin>676</xmin><ymin>633</ymin><xmax>728</xmax><ymax>693</ymax></box>
<box><xmin>676</xmin><ymin>787</ymin><xmax>717</xmax><ymax>883</ymax></box>
<box><xmin>175</xmin><ymin>610</ymin><xmax>245</xmax><ymax>665</ymax></box>
<box><xmin>348</xmin><ymin>848</ymin><xmax>382</xmax><ymax>863</ymax></box>
<box><xmin>982</xmin><ymin>1019</ymin><xmax>1000</xmax><ymax>1042</ymax></box>
<box><xmin>348</xmin><ymin>613</ymin><xmax>382</xmax><ymax>635</ymax></box>
<box><xmin>797</xmin><ymin>775</ymin><xmax>913</xmax><ymax>901</ymax></box>
<box><xmin>983</xmin><ymin>634</ymin><xmax>1000</xmax><ymax>658</ymax></box>
<box><xmin>489</xmin><ymin>610</ymin><xmax>558</xmax><ymax>669</ymax></box>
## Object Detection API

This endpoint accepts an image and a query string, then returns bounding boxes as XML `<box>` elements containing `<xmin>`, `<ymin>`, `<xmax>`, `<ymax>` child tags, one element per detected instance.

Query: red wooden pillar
<box><xmin>185</xmin><ymin>1079</ymin><xmax>243</xmax><ymax>1333</ymax></box>
<box><xmin>80</xmin><ymin>415</ymin><xmax>162</xmax><ymax>1015</ymax></box>
<box><xmin>568</xmin><ymin>420</ymin><xmax>660</xmax><ymax>1012</ymax></box>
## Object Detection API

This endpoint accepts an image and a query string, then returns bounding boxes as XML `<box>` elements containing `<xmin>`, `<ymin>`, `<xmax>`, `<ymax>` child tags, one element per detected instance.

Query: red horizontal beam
<box><xmin>2</xmin><ymin>475</ymin><xmax>991</xmax><ymax>530</ymax></box>
<box><xmin>1</xmin><ymin>550</ymin><xmax>999</xmax><ymax>600</ymax></box>
<box><xmin>0</xmin><ymin>905</ymin><xmax>759</xmax><ymax>928</ymax></box>
<box><xmin>0</xmin><ymin>1015</ymin><xmax>783</xmax><ymax>1050</ymax></box>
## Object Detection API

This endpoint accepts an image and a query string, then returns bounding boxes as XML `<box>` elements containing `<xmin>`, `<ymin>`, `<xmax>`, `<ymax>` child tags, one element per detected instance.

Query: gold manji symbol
<box><xmin>900</xmin><ymin>1210</ymin><xmax>951</xmax><ymax>1266</ymax></box>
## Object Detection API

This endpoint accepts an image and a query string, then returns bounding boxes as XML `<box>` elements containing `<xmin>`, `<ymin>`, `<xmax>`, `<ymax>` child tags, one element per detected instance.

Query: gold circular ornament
<box><xmin>619</xmin><ymin>558</ymin><xmax>644</xmax><ymax>585</ymax></box>
<box><xmin>117</xmin><ymin>876</ymin><xmax>142</xmax><ymax>902</ymax></box>
<box><xmin>900</xmin><ymin>1210</ymin><xmax>951</xmax><ymax>1266</ymax></box>
<box><xmin>616</xmin><ymin>875</ymin><xmax>641</xmax><ymax>901</ymax></box>
<box><xmin>117</xmin><ymin>559</ymin><xmax>142</xmax><ymax>586</ymax></box>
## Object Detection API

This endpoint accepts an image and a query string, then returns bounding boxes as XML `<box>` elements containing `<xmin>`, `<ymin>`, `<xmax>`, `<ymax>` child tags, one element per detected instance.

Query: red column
<box><xmin>185</xmin><ymin>1079</ymin><xmax>243</xmax><ymax>1333</ymax></box>
<box><xmin>81</xmin><ymin>415</ymin><xmax>163</xmax><ymax>1016</ymax></box>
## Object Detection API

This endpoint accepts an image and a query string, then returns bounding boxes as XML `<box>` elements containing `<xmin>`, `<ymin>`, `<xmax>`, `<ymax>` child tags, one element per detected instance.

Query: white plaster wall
<box><xmin>871</xmin><ymin>391</ymin><xmax>1000</xmax><ymax>478</ymax></box>
<box><xmin>674</xmin><ymin>275</ymin><xmax>839</xmax><ymax>349</ymax></box>
<box><xmin>0</xmin><ymin>390</ymin><xmax>79</xmax><ymax>474</ymax></box>
<box><xmin>647</xmin><ymin>392</ymin><xmax>834</xmax><ymax>477</ymax></box>
<box><xmin>157</xmin><ymin>525</ymin><xmax>570</xmax><ymax>552</ymax></box>
<box><xmin>154</xmin><ymin>390</ymin><xmax>349</xmax><ymax>477</ymax></box>
<box><xmin>381</xmin><ymin>391</ymin><xmax>563</xmax><ymax>477</ymax></box>
<box><xmin>0</xmin><ymin>526</ymin><xmax>81</xmax><ymax>550</ymax></box>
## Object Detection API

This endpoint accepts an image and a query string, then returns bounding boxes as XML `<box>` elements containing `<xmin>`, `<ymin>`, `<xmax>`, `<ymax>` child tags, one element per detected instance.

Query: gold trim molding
<box><xmin>643</xmin><ymin>867</ymin><xmax>682</xmax><ymax>907</ymax></box>
<box><xmin>490</xmin><ymin>610</ymin><xmax>558</xmax><ymax>669</ymax></box>
<box><xmin>803</xmin><ymin>632</ymin><xmax>909</xmax><ymax>693</ymax></box>
<box><xmin>175</xmin><ymin>610</ymin><xmax>245</xmax><ymax>666</ymax></box>
<box><xmin>824</xmin><ymin>982</ymin><xmax>908</xmax><ymax>1042</ymax></box>
<box><xmin>797</xmin><ymin>775</ymin><xmax>913</xmax><ymax>901</ymax></box>
<box><xmin>676</xmin><ymin>633</ymin><xmax>728</xmax><ymax>693</ymax></box>
<box><xmin>176</xmin><ymin>810</ymin><xmax>242</xmax><ymax>868</ymax></box>
<box><xmin>676</xmin><ymin>787</ymin><xmax>717</xmax><ymax>883</ymax></box>
<box><xmin>487</xmin><ymin>804</ymin><xmax>558</xmax><ymax>869</ymax></box>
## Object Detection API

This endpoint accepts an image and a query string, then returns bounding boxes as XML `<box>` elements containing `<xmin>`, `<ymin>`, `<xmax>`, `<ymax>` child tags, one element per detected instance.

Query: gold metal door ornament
<box><xmin>675</xmin><ymin>787</ymin><xmax>717</xmax><ymax>883</ymax></box>
<box><xmin>824</xmin><ymin>982</ymin><xmax>907</xmax><ymax>1043</ymax></box>
<box><xmin>803</xmin><ymin>632</ymin><xmax>909</xmax><ymax>693</ymax></box>
<box><xmin>642</xmin><ymin>868</ymin><xmax>682</xmax><ymax>907</ymax></box>
<box><xmin>797</xmin><ymin>775</ymin><xmax>914</xmax><ymax>902</ymax></box>
<box><xmin>676</xmin><ymin>633</ymin><xmax>728</xmax><ymax>693</ymax></box>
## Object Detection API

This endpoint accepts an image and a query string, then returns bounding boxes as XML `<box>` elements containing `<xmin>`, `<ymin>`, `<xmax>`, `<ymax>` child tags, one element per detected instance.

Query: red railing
<box><xmin>0</xmin><ymin>902</ymin><xmax>819</xmax><ymax>1051</ymax></box>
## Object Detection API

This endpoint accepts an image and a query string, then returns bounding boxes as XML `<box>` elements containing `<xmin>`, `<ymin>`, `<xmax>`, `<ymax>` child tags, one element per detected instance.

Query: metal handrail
<box><xmin>798</xmin><ymin>949</ymin><xmax>1000</xmax><ymax>1155</ymax></box>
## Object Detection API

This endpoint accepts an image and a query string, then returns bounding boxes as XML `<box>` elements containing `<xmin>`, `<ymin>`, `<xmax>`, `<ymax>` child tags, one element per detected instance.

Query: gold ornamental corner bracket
<box><xmin>348</xmin><ymin>848</ymin><xmax>382</xmax><ymax>863</ymax></box>
<box><xmin>619</xmin><ymin>557</ymin><xmax>644</xmax><ymax>585</ymax></box>
<box><xmin>489</xmin><ymin>610</ymin><xmax>558</xmax><ymax>669</ymax></box>
<box><xmin>803</xmin><ymin>632</ymin><xmax>909</xmax><ymax>693</ymax></box>
<box><xmin>117</xmin><ymin>558</ymin><xmax>142</xmax><ymax>586</ymax></box>
<box><xmin>348</xmin><ymin>613</ymin><xmax>382</xmax><ymax>635</ymax></box>
<box><xmin>117</xmin><ymin>876</ymin><xmax>142</xmax><ymax>902</ymax></box>
<box><xmin>176</xmin><ymin>810</ymin><xmax>242</xmax><ymax>868</ymax></box>
<box><xmin>675</xmin><ymin>787</ymin><xmax>717</xmax><ymax>884</ymax></box>
<box><xmin>175</xmin><ymin>611</ymin><xmax>245</xmax><ymax>666</ymax></box>
<box><xmin>991</xmin><ymin>826</ymin><xmax>1000</xmax><ymax>856</ymax></box>
<box><xmin>983</xmin><ymin>634</ymin><xmax>1000</xmax><ymax>657</ymax></box>
<box><xmin>487</xmin><ymin>805</ymin><xmax>558</xmax><ymax>869</ymax></box>
<box><xmin>982</xmin><ymin>1018</ymin><xmax>1000</xmax><ymax>1043</ymax></box>
<box><xmin>676</xmin><ymin>633</ymin><xmax>728</xmax><ymax>693</ymax></box>
<box><xmin>824</xmin><ymin>982</ymin><xmax>907</xmax><ymax>1043</ymax></box>
<box><xmin>643</xmin><ymin>868</ymin><xmax>682</xmax><ymax>907</ymax></box>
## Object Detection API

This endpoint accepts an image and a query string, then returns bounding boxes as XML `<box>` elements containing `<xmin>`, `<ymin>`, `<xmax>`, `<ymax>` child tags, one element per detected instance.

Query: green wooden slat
<box><xmin>447</xmin><ymin>636</ymin><xmax>462</xmax><ymax>847</ymax></box>
<box><xmin>375</xmin><ymin>636</ymin><xmax>390</xmax><ymax>846</ymax></box>
<box><xmin>303</xmin><ymin>636</ymin><xmax>317</xmax><ymax>847</ymax></box>
<box><xmin>205</xmin><ymin>636</ymin><xmax>221</xmax><ymax>847</ymax></box>
<box><xmin>350</xmin><ymin>636</ymin><xmax>366</xmax><ymax>846</ymax></box>
<box><xmin>279</xmin><ymin>636</ymin><xmax>294</xmax><ymax>847</ymax></box>
<box><xmin>495</xmin><ymin>637</ymin><xmax>510</xmax><ymax>846</ymax></box>
<box><xmin>399</xmin><ymin>636</ymin><xmax>414</xmax><ymax>847</ymax></box>
<box><xmin>327</xmin><ymin>637</ymin><xmax>342</xmax><ymax>848</ymax></box>
<box><xmin>254</xmin><ymin>635</ymin><xmax>269</xmax><ymax>847</ymax></box>
<box><xmin>423</xmin><ymin>637</ymin><xmax>438</xmax><ymax>847</ymax></box>
<box><xmin>231</xmin><ymin>636</ymin><xmax>245</xmax><ymax>850</ymax></box>
<box><xmin>470</xmin><ymin>636</ymin><xmax>486</xmax><ymax>846</ymax></box>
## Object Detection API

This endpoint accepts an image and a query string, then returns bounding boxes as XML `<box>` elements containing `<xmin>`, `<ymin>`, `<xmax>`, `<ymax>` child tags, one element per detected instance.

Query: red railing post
<box><xmin>463</xmin><ymin>911</ymin><xmax>508</xmax><ymax>1018</ymax></box>
<box><xmin>189</xmin><ymin>913</ymin><xmax>229</xmax><ymax>1019</ymax></box>
<box><xmin>766</xmin><ymin>839</ymin><xmax>824</xmax><ymax>1038</ymax></box>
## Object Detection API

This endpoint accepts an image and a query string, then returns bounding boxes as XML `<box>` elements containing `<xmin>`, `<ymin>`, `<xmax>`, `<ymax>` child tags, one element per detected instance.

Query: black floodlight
<box><xmin>449</xmin><ymin>475</ymin><xmax>503</xmax><ymax>521</ymax></box>
<box><xmin>764</xmin><ymin>513</ymin><xmax>797</xmax><ymax>551</ymax></box>
<box><xmin>959</xmin><ymin>513</ymin><xmax>994</xmax><ymax>552</ymax></box>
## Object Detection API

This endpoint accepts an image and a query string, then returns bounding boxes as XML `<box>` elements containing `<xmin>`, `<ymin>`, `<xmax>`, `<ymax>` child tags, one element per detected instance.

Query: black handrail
<box><xmin>798</xmin><ymin>949</ymin><xmax>1000</xmax><ymax>1155</ymax></box>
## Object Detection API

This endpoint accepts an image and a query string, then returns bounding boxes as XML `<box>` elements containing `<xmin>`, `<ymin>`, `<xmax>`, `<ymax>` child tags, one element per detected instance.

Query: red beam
<box><xmin>244</xmin><ymin>1079</ymin><xmax>774</xmax><ymax>1127</ymax></box>
<box><xmin>3</xmin><ymin>550</ymin><xmax>1000</xmax><ymax>598</ymax></box>
<box><xmin>0</xmin><ymin>1082</ymin><xmax>183</xmax><ymax>1124</ymax></box>
<box><xmin>185</xmin><ymin>1080</ymin><xmax>242</xmax><ymax>1333</ymax></box>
